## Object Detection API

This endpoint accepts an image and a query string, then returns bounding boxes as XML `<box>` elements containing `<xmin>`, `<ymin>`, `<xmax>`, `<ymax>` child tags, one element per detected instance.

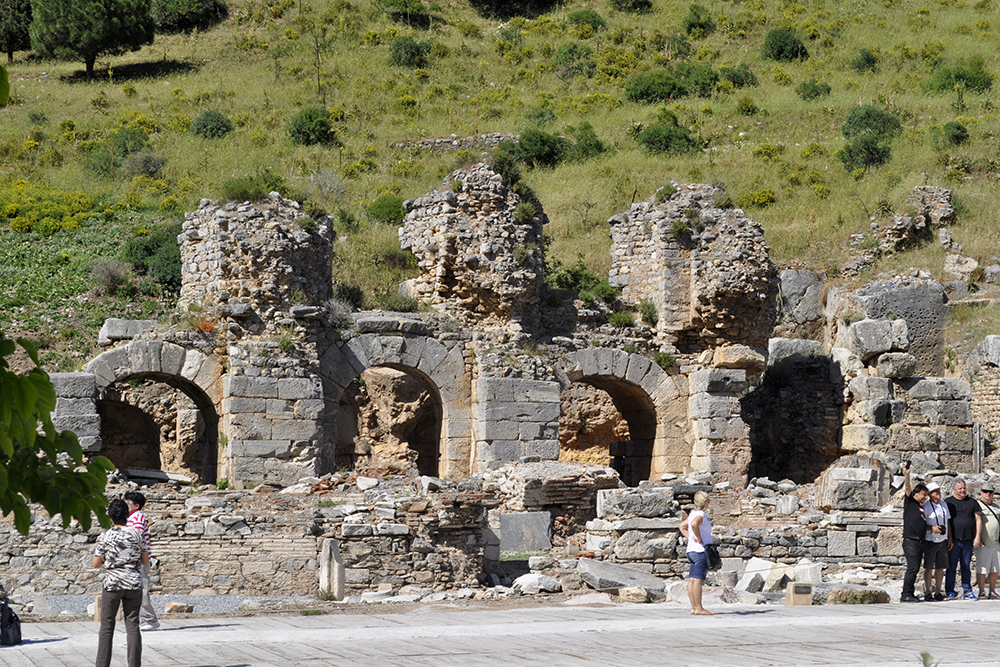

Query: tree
<box><xmin>0</xmin><ymin>65</ymin><xmax>8</xmax><ymax>106</ymax></box>
<box><xmin>0</xmin><ymin>0</ymin><xmax>32</xmax><ymax>64</ymax></box>
<box><xmin>30</xmin><ymin>0</ymin><xmax>155</xmax><ymax>78</ymax></box>
<box><xmin>0</xmin><ymin>331</ymin><xmax>113</xmax><ymax>534</ymax></box>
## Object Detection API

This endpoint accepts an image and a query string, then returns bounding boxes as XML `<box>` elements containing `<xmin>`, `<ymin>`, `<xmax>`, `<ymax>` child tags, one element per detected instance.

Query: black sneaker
<box><xmin>934</xmin><ymin>593</ymin><xmax>945</xmax><ymax>601</ymax></box>
<box><xmin>900</xmin><ymin>595</ymin><xmax>922</xmax><ymax>603</ymax></box>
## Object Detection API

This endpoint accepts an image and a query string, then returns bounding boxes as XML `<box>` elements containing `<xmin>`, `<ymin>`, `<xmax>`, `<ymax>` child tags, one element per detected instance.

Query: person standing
<box><xmin>679</xmin><ymin>491</ymin><xmax>714</xmax><ymax>616</ymax></box>
<box><xmin>923</xmin><ymin>481</ymin><xmax>951</xmax><ymax>601</ymax></box>
<box><xmin>976</xmin><ymin>482</ymin><xmax>1000</xmax><ymax>600</ymax></box>
<box><xmin>94</xmin><ymin>498</ymin><xmax>147</xmax><ymax>667</ymax></box>
<box><xmin>945</xmin><ymin>478</ymin><xmax>982</xmax><ymax>600</ymax></box>
<box><xmin>901</xmin><ymin>462</ymin><xmax>929</xmax><ymax>603</ymax></box>
<box><xmin>124</xmin><ymin>491</ymin><xmax>159</xmax><ymax>631</ymax></box>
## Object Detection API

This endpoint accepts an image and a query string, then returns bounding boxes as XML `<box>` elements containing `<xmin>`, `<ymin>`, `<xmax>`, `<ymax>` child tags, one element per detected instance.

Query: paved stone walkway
<box><xmin>5</xmin><ymin>600</ymin><xmax>999</xmax><ymax>667</ymax></box>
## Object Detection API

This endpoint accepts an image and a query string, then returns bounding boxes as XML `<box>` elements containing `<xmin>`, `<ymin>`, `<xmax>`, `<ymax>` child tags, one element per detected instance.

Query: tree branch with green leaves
<box><xmin>0</xmin><ymin>331</ymin><xmax>113</xmax><ymax>534</ymax></box>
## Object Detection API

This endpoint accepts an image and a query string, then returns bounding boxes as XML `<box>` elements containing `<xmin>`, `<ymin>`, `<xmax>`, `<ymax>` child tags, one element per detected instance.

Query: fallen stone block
<box><xmin>736</xmin><ymin>572</ymin><xmax>764</xmax><ymax>593</ymax></box>
<box><xmin>513</xmin><ymin>573</ymin><xmax>563</xmax><ymax>595</ymax></box>
<box><xmin>578</xmin><ymin>558</ymin><xmax>666</xmax><ymax>597</ymax></box>
<box><xmin>617</xmin><ymin>586</ymin><xmax>650</xmax><ymax>603</ymax></box>
<box><xmin>165</xmin><ymin>603</ymin><xmax>194</xmax><ymax>614</ymax></box>
<box><xmin>794</xmin><ymin>562</ymin><xmax>823</xmax><ymax>583</ymax></box>
<box><xmin>597</xmin><ymin>487</ymin><xmax>674</xmax><ymax>519</ymax></box>
<box><xmin>826</xmin><ymin>587</ymin><xmax>890</xmax><ymax>605</ymax></box>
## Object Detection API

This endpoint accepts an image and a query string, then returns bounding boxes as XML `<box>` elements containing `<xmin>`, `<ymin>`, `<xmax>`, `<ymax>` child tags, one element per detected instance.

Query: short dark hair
<box><xmin>912</xmin><ymin>483</ymin><xmax>929</xmax><ymax>496</ymax></box>
<box><xmin>108</xmin><ymin>498</ymin><xmax>130</xmax><ymax>525</ymax></box>
<box><xmin>123</xmin><ymin>490</ymin><xmax>146</xmax><ymax>509</ymax></box>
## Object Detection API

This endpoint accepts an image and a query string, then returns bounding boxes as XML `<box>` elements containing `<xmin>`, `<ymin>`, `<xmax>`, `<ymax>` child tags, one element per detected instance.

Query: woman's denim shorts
<box><xmin>687</xmin><ymin>551</ymin><xmax>707</xmax><ymax>580</ymax></box>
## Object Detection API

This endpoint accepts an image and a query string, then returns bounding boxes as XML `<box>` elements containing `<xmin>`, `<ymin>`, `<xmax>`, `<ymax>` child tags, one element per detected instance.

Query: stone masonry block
<box><xmin>876</xmin><ymin>353</ymin><xmax>917</xmax><ymax>378</ymax></box>
<box><xmin>54</xmin><ymin>397</ymin><xmax>97</xmax><ymax>416</ymax></box>
<box><xmin>827</xmin><ymin>530</ymin><xmax>857</xmax><ymax>557</ymax></box>
<box><xmin>477</xmin><ymin>400</ymin><xmax>561</xmax><ymax>423</ymax></box>
<box><xmin>52</xmin><ymin>414</ymin><xmax>101</xmax><ymax>437</ymax></box>
<box><xmin>853</xmin><ymin>399</ymin><xmax>891</xmax><ymax>426</ymax></box>
<box><xmin>624</xmin><ymin>354</ymin><xmax>654</xmax><ymax>387</ymax></box>
<box><xmin>919</xmin><ymin>400</ymin><xmax>973</xmax><ymax>426</ymax></box>
<box><xmin>689</xmin><ymin>393</ymin><xmax>741</xmax><ymax>420</ymax></box>
<box><xmin>225</xmin><ymin>413</ymin><xmax>272</xmax><ymax>440</ymax></box>
<box><xmin>841</xmin><ymin>424</ymin><xmax>888</xmax><ymax>452</ymax></box>
<box><xmin>223</xmin><ymin>397</ymin><xmax>266</xmax><ymax>414</ymax></box>
<box><xmin>847</xmin><ymin>319</ymin><xmax>895</xmax><ymax>361</ymax></box>
<box><xmin>514</xmin><ymin>379</ymin><xmax>561</xmax><ymax>403</ymax></box>
<box><xmin>477</xmin><ymin>440</ymin><xmax>523</xmax><ymax>462</ymax></box>
<box><xmin>597</xmin><ymin>487</ymin><xmax>674</xmax><ymax>519</ymax></box>
<box><xmin>500</xmin><ymin>512</ymin><xmax>552</xmax><ymax>552</ymax></box>
<box><xmin>271</xmin><ymin>419</ymin><xmax>322</xmax><ymax>441</ymax></box>
<box><xmin>478</xmin><ymin>378</ymin><xmax>515</xmax><ymax>402</ymax></box>
<box><xmin>849</xmin><ymin>376</ymin><xmax>892</xmax><ymax>401</ymax></box>
<box><xmin>692</xmin><ymin>417</ymin><xmax>747</xmax><ymax>440</ymax></box>
<box><xmin>159</xmin><ymin>343</ymin><xmax>186</xmax><ymax>377</ymax></box>
<box><xmin>228</xmin><ymin>440</ymin><xmax>288</xmax><ymax>458</ymax></box>
<box><xmin>689</xmin><ymin>368</ymin><xmax>746</xmax><ymax>394</ymax></box>
<box><xmin>887</xmin><ymin>425</ymin><xmax>941</xmax><ymax>452</ymax></box>
<box><xmin>768</xmin><ymin>337</ymin><xmax>823</xmax><ymax>368</ymax></box>
<box><xmin>50</xmin><ymin>373</ymin><xmax>97</xmax><ymax>399</ymax></box>
<box><xmin>523</xmin><ymin>439</ymin><xmax>559</xmax><ymax>459</ymax></box>
<box><xmin>278</xmin><ymin>377</ymin><xmax>323</xmax><ymax>400</ymax></box>
<box><xmin>293</xmin><ymin>399</ymin><xmax>325</xmax><ymax>420</ymax></box>
<box><xmin>938</xmin><ymin>426</ymin><xmax>972</xmax><ymax>452</ymax></box>
<box><xmin>180</xmin><ymin>351</ymin><xmax>204</xmax><ymax>382</ymax></box>
<box><xmin>224</xmin><ymin>376</ymin><xmax>279</xmax><ymax>399</ymax></box>
<box><xmin>479</xmin><ymin>419</ymin><xmax>521</xmax><ymax>441</ymax></box>
<box><xmin>904</xmin><ymin>378</ymin><xmax>972</xmax><ymax>401</ymax></box>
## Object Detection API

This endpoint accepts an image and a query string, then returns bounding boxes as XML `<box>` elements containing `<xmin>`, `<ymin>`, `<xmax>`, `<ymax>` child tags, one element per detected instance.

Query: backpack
<box><xmin>0</xmin><ymin>601</ymin><xmax>21</xmax><ymax>646</ymax></box>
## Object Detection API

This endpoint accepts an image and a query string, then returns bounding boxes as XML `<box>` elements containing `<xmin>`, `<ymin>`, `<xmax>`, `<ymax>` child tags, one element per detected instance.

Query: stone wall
<box><xmin>0</xmin><ymin>481</ymin><xmax>494</xmax><ymax>611</ymax></box>
<box><xmin>607</xmin><ymin>183</ymin><xmax>779</xmax><ymax>352</ymax></box>
<box><xmin>968</xmin><ymin>336</ymin><xmax>1000</xmax><ymax>442</ymax></box>
<box><xmin>400</xmin><ymin>163</ymin><xmax>547</xmax><ymax>331</ymax></box>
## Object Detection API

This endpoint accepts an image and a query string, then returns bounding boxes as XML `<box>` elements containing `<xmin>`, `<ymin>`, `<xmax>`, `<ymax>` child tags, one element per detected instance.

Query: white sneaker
<box><xmin>140</xmin><ymin>623</ymin><xmax>160</xmax><ymax>631</ymax></box>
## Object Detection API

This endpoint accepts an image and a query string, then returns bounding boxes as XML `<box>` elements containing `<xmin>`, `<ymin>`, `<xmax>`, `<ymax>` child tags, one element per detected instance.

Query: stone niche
<box><xmin>399</xmin><ymin>163</ymin><xmax>547</xmax><ymax>331</ymax></box>
<box><xmin>607</xmin><ymin>183</ymin><xmax>779</xmax><ymax>352</ymax></box>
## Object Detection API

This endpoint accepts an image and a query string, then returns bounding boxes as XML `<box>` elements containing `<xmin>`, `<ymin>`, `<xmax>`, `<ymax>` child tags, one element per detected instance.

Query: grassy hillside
<box><xmin>3</xmin><ymin>0</ymin><xmax>1000</xmax><ymax>368</ymax></box>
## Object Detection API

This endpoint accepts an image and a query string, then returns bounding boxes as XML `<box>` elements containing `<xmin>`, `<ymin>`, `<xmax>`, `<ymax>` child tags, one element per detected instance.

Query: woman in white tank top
<box><xmin>679</xmin><ymin>491</ymin><xmax>713</xmax><ymax>615</ymax></box>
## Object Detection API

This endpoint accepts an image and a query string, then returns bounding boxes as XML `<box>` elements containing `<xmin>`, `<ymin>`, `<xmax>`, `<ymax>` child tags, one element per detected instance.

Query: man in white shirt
<box><xmin>923</xmin><ymin>482</ymin><xmax>952</xmax><ymax>601</ymax></box>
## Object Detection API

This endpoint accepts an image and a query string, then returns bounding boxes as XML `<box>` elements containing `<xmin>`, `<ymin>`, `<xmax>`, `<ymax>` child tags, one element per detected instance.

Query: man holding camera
<box><xmin>902</xmin><ymin>461</ymin><xmax>930</xmax><ymax>603</ymax></box>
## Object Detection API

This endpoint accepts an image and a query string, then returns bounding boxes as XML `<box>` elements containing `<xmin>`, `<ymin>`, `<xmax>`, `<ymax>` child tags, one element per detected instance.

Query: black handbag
<box><xmin>704</xmin><ymin>544</ymin><xmax>723</xmax><ymax>571</ymax></box>
<box><xmin>0</xmin><ymin>601</ymin><xmax>21</xmax><ymax>646</ymax></box>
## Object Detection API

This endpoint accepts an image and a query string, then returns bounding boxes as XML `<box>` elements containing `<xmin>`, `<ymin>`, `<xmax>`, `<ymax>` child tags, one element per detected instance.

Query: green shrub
<box><xmin>609</xmin><ymin>0</ymin><xmax>652</xmax><ymax>11</ymax></box>
<box><xmin>638</xmin><ymin>298</ymin><xmax>658</xmax><ymax>325</ymax></box>
<box><xmin>112</xmin><ymin>127</ymin><xmax>150</xmax><ymax>155</ymax></box>
<box><xmin>549</xmin><ymin>256</ymin><xmax>600</xmax><ymax>292</ymax></box>
<box><xmin>928</xmin><ymin>55</ymin><xmax>993</xmax><ymax>93</ymax></box>
<box><xmin>852</xmin><ymin>48</ymin><xmax>878</xmax><ymax>73</ymax></box>
<box><xmin>553</xmin><ymin>42</ymin><xmax>595</xmax><ymax>79</ymax></box>
<box><xmin>592</xmin><ymin>280</ymin><xmax>618</xmax><ymax>300</ymax></box>
<box><xmin>220</xmin><ymin>170</ymin><xmax>286</xmax><ymax>203</ymax></box>
<box><xmin>761</xmin><ymin>28</ymin><xmax>808</xmax><ymax>61</ymax></box>
<box><xmin>389</xmin><ymin>36</ymin><xmax>431</xmax><ymax>67</ymax></box>
<box><xmin>842</xmin><ymin>105</ymin><xmax>902</xmax><ymax>140</ymax></box>
<box><xmin>836</xmin><ymin>134</ymin><xmax>892</xmax><ymax>171</ymax></box>
<box><xmin>376</xmin><ymin>292</ymin><xmax>419</xmax><ymax>311</ymax></box>
<box><xmin>368</xmin><ymin>195</ymin><xmax>405</xmax><ymax>224</ymax></box>
<box><xmin>625</xmin><ymin>63</ymin><xmax>718</xmax><ymax>102</ymax></box>
<box><xmin>637</xmin><ymin>114</ymin><xmax>700</xmax><ymax>154</ymax></box>
<box><xmin>91</xmin><ymin>259</ymin><xmax>132</xmax><ymax>296</ymax></box>
<box><xmin>653</xmin><ymin>351</ymin><xmax>676</xmax><ymax>369</ymax></box>
<box><xmin>288</xmin><ymin>107</ymin><xmax>339</xmax><ymax>146</ymax></box>
<box><xmin>565</xmin><ymin>122</ymin><xmax>605</xmax><ymax>161</ymax></box>
<box><xmin>609</xmin><ymin>311</ymin><xmax>634</xmax><ymax>328</ymax></box>
<box><xmin>382</xmin><ymin>0</ymin><xmax>429</xmax><ymax>26</ymax></box>
<box><xmin>943</xmin><ymin>121</ymin><xmax>970</xmax><ymax>145</ymax></box>
<box><xmin>683</xmin><ymin>4</ymin><xmax>715</xmax><ymax>38</ymax></box>
<box><xmin>334</xmin><ymin>282</ymin><xmax>364</xmax><ymax>308</ymax></box>
<box><xmin>489</xmin><ymin>148</ymin><xmax>522</xmax><ymax>185</ymax></box>
<box><xmin>718</xmin><ymin>63</ymin><xmax>757</xmax><ymax>88</ymax></box>
<box><xmin>736</xmin><ymin>189</ymin><xmax>777</xmax><ymax>208</ymax></box>
<box><xmin>567</xmin><ymin>9</ymin><xmax>607</xmax><ymax>31</ymax></box>
<box><xmin>151</xmin><ymin>0</ymin><xmax>227</xmax><ymax>32</ymax></box>
<box><xmin>123</xmin><ymin>222</ymin><xmax>183</xmax><ymax>292</ymax></box>
<box><xmin>656</xmin><ymin>183</ymin><xmax>678</xmax><ymax>201</ymax></box>
<box><xmin>736</xmin><ymin>95</ymin><xmax>759</xmax><ymax>115</ymax></box>
<box><xmin>191</xmin><ymin>110</ymin><xmax>233</xmax><ymax>138</ymax></box>
<box><xmin>796</xmin><ymin>78</ymin><xmax>831</xmax><ymax>100</ymax></box>
<box><xmin>512</xmin><ymin>128</ymin><xmax>568</xmax><ymax>168</ymax></box>
<box><xmin>525</xmin><ymin>107</ymin><xmax>557</xmax><ymax>125</ymax></box>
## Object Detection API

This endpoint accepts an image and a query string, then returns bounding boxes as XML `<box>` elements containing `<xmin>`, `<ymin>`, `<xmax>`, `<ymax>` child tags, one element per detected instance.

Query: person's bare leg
<box><xmin>979</xmin><ymin>572</ymin><xmax>987</xmax><ymax>596</ymax></box>
<box><xmin>934</xmin><ymin>568</ymin><xmax>944</xmax><ymax>594</ymax></box>
<box><xmin>990</xmin><ymin>572</ymin><xmax>998</xmax><ymax>596</ymax></box>
<box><xmin>688</xmin><ymin>578</ymin><xmax>712</xmax><ymax>615</ymax></box>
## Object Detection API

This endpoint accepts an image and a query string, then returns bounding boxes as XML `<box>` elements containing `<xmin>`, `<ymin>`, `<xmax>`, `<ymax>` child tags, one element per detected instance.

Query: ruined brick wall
<box><xmin>400</xmin><ymin>164</ymin><xmax>546</xmax><ymax>330</ymax></box>
<box><xmin>972</xmin><ymin>365</ymin><xmax>1000</xmax><ymax>440</ymax></box>
<box><xmin>0</xmin><ymin>486</ymin><xmax>494</xmax><ymax>612</ymax></box>
<box><xmin>607</xmin><ymin>183</ymin><xmax>779</xmax><ymax>352</ymax></box>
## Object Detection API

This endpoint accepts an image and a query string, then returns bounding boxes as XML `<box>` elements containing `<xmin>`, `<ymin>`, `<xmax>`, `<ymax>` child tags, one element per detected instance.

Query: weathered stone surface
<box><xmin>776</xmin><ymin>495</ymin><xmax>799</xmax><ymax>515</ymax></box>
<box><xmin>768</xmin><ymin>338</ymin><xmax>823</xmax><ymax>368</ymax></box>
<box><xmin>944</xmin><ymin>253</ymin><xmax>979</xmax><ymax>280</ymax></box>
<box><xmin>597</xmin><ymin>487</ymin><xmax>674</xmax><ymax>519</ymax></box>
<box><xmin>512</xmin><ymin>573</ymin><xmax>562</xmax><ymax>595</ymax></box>
<box><xmin>849</xmin><ymin>376</ymin><xmax>892</xmax><ymax>401</ymax></box>
<box><xmin>712</xmin><ymin>346</ymin><xmax>766</xmax><ymax>374</ymax></box>
<box><xmin>500</xmin><ymin>512</ymin><xmax>552</xmax><ymax>552</ymax></box>
<box><xmin>50</xmin><ymin>373</ymin><xmax>97</xmax><ymax>399</ymax></box>
<box><xmin>98</xmin><ymin>318</ymin><xmax>157</xmax><ymax>346</ymax></box>
<box><xmin>578</xmin><ymin>558</ymin><xmax>666</xmax><ymax>597</ymax></box>
<box><xmin>689</xmin><ymin>368</ymin><xmax>747</xmax><ymax>394</ymax></box>
<box><xmin>612</xmin><ymin>531</ymin><xmax>677</xmax><ymax>561</ymax></box>
<box><xmin>919</xmin><ymin>400</ymin><xmax>973</xmax><ymax>426</ymax></box>
<box><xmin>778</xmin><ymin>269</ymin><xmax>825</xmax><ymax>325</ymax></box>
<box><xmin>848</xmin><ymin>319</ymin><xmax>906</xmax><ymax>361</ymax></box>
<box><xmin>876</xmin><ymin>353</ymin><xmax>917</xmax><ymax>378</ymax></box>
<box><xmin>841</xmin><ymin>425</ymin><xmax>889</xmax><ymax>452</ymax></box>
<box><xmin>617</xmin><ymin>586</ymin><xmax>651</xmax><ymax>603</ymax></box>
<box><xmin>826</xmin><ymin>531</ymin><xmax>857</xmax><ymax>557</ymax></box>
<box><xmin>904</xmin><ymin>378</ymin><xmax>972</xmax><ymax>401</ymax></box>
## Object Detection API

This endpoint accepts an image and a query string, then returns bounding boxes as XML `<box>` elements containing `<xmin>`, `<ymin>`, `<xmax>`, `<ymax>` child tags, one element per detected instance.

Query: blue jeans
<box><xmin>947</xmin><ymin>539</ymin><xmax>975</xmax><ymax>595</ymax></box>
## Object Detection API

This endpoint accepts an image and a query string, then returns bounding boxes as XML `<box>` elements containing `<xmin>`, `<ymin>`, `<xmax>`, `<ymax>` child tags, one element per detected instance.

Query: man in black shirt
<box><xmin>902</xmin><ymin>462</ymin><xmax>930</xmax><ymax>602</ymax></box>
<box><xmin>945</xmin><ymin>478</ymin><xmax>982</xmax><ymax>600</ymax></box>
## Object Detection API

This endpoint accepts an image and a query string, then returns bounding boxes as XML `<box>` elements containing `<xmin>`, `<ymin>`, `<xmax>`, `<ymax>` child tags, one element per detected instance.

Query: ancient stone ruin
<box><xmin>6</xmin><ymin>175</ymin><xmax>996</xmax><ymax>611</ymax></box>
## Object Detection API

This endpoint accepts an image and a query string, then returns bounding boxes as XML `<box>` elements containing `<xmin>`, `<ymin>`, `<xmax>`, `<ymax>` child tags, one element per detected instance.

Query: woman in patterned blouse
<box><xmin>93</xmin><ymin>498</ymin><xmax>149</xmax><ymax>667</ymax></box>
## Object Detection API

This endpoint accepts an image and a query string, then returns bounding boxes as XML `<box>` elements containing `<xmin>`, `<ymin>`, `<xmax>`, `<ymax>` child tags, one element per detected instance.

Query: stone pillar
<box><xmin>688</xmin><ymin>368</ymin><xmax>750</xmax><ymax>484</ymax></box>
<box><xmin>473</xmin><ymin>377</ymin><xmax>560</xmax><ymax>471</ymax></box>
<box><xmin>319</xmin><ymin>538</ymin><xmax>345</xmax><ymax>601</ymax></box>
<box><xmin>50</xmin><ymin>372</ymin><xmax>102</xmax><ymax>453</ymax></box>
<box><xmin>222</xmin><ymin>375</ymin><xmax>325</xmax><ymax>485</ymax></box>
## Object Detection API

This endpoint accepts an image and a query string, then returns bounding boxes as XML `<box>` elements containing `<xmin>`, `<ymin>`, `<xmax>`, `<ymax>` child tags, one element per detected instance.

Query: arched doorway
<box><xmin>83</xmin><ymin>341</ymin><xmax>223</xmax><ymax>484</ymax></box>
<box><xmin>333</xmin><ymin>366</ymin><xmax>442</xmax><ymax>476</ymax></box>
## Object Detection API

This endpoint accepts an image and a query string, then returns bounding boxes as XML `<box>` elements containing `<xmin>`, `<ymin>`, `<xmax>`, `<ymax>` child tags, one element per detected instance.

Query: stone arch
<box><xmin>558</xmin><ymin>349</ymin><xmax>688</xmax><ymax>482</ymax></box>
<box><xmin>83</xmin><ymin>341</ymin><xmax>224</xmax><ymax>481</ymax></box>
<box><xmin>319</xmin><ymin>333</ymin><xmax>472</xmax><ymax>478</ymax></box>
